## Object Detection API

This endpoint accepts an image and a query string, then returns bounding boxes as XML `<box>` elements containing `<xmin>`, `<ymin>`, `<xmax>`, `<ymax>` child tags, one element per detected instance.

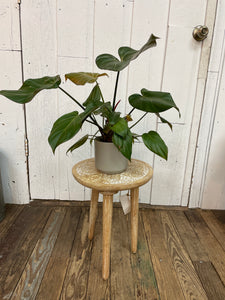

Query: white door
<box><xmin>20</xmin><ymin>0</ymin><xmax>216</xmax><ymax>204</ymax></box>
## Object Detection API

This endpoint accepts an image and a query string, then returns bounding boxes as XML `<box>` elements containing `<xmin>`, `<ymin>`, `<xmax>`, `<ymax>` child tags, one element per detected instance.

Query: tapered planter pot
<box><xmin>94</xmin><ymin>139</ymin><xmax>128</xmax><ymax>174</ymax></box>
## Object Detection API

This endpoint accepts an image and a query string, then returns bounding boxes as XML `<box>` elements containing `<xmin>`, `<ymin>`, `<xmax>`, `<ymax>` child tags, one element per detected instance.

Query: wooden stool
<box><xmin>72</xmin><ymin>158</ymin><xmax>153</xmax><ymax>280</ymax></box>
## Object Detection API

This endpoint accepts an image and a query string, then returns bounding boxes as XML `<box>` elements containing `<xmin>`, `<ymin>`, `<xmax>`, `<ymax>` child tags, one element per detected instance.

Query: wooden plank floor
<box><xmin>0</xmin><ymin>202</ymin><xmax>225</xmax><ymax>300</ymax></box>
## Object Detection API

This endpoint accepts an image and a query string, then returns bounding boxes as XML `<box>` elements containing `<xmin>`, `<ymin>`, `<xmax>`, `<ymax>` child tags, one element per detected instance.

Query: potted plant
<box><xmin>0</xmin><ymin>34</ymin><xmax>180</xmax><ymax>174</ymax></box>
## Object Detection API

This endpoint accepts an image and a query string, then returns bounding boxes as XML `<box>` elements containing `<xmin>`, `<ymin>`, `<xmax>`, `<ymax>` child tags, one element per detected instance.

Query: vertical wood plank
<box><xmin>127</xmin><ymin>0</ymin><xmax>170</xmax><ymax>204</ymax></box>
<box><xmin>57</xmin><ymin>0</ymin><xmax>95</xmax><ymax>201</ymax></box>
<box><xmin>129</xmin><ymin>213</ymin><xmax>160</xmax><ymax>299</ymax></box>
<box><xmin>60</xmin><ymin>208</ymin><xmax>92</xmax><ymax>300</ymax></box>
<box><xmin>200</xmin><ymin>47</ymin><xmax>225</xmax><ymax>208</ymax></box>
<box><xmin>21</xmin><ymin>0</ymin><xmax>59</xmax><ymax>200</ymax></box>
<box><xmin>0</xmin><ymin>0</ymin><xmax>21</xmax><ymax>50</ymax></box>
<box><xmin>36</xmin><ymin>207</ymin><xmax>81</xmax><ymax>300</ymax></box>
<box><xmin>185</xmin><ymin>210</ymin><xmax>225</xmax><ymax>284</ymax></box>
<box><xmin>110</xmin><ymin>209</ymin><xmax>135</xmax><ymax>299</ymax></box>
<box><xmin>0</xmin><ymin>1</ymin><xmax>29</xmax><ymax>205</ymax></box>
<box><xmin>183</xmin><ymin>0</ymin><xmax>218</xmax><ymax>207</ymax></box>
<box><xmin>11</xmin><ymin>207</ymin><xmax>66</xmax><ymax>300</ymax></box>
<box><xmin>86</xmin><ymin>208</ymin><xmax>110</xmax><ymax>300</ymax></box>
<box><xmin>142</xmin><ymin>209</ymin><xmax>185</xmax><ymax>299</ymax></box>
<box><xmin>160</xmin><ymin>211</ymin><xmax>207</xmax><ymax>299</ymax></box>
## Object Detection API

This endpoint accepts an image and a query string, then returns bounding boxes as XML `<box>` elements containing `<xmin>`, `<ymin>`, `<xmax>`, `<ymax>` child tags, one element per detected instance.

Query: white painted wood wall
<box><xmin>1</xmin><ymin>0</ymin><xmax>223</xmax><ymax>209</ymax></box>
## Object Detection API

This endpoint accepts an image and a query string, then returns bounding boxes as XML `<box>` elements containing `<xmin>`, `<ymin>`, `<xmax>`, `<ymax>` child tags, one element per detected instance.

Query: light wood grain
<box><xmin>160</xmin><ymin>211</ymin><xmax>208</xmax><ymax>299</ymax></box>
<box><xmin>131</xmin><ymin>187</ymin><xmax>139</xmax><ymax>253</ymax></box>
<box><xmin>72</xmin><ymin>158</ymin><xmax>153</xmax><ymax>192</ymax></box>
<box><xmin>11</xmin><ymin>208</ymin><xmax>66</xmax><ymax>300</ymax></box>
<box><xmin>102</xmin><ymin>193</ymin><xmax>113</xmax><ymax>280</ymax></box>
<box><xmin>88</xmin><ymin>189</ymin><xmax>99</xmax><ymax>240</ymax></box>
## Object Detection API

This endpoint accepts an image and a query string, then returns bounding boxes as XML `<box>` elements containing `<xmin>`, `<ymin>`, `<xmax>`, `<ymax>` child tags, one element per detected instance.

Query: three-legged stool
<box><xmin>72</xmin><ymin>158</ymin><xmax>153</xmax><ymax>280</ymax></box>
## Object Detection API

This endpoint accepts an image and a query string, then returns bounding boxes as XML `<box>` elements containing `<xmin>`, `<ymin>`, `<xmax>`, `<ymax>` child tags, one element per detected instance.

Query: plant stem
<box><xmin>59</xmin><ymin>86</ymin><xmax>103</xmax><ymax>131</ymax></box>
<box><xmin>128</xmin><ymin>107</ymin><xmax>135</xmax><ymax>115</ymax></box>
<box><xmin>86</xmin><ymin>120</ymin><xmax>96</xmax><ymax>125</ymax></box>
<box><xmin>129</xmin><ymin>112</ymin><xmax>148</xmax><ymax>129</ymax></box>
<box><xmin>59</xmin><ymin>86</ymin><xmax>85</xmax><ymax>110</ymax></box>
<box><xmin>112</xmin><ymin>71</ymin><xmax>120</xmax><ymax>110</ymax></box>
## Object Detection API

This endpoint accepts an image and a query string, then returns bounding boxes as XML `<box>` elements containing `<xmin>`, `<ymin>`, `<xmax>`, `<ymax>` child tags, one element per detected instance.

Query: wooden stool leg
<box><xmin>88</xmin><ymin>189</ymin><xmax>99</xmax><ymax>240</ymax></box>
<box><xmin>131</xmin><ymin>188</ymin><xmax>139</xmax><ymax>253</ymax></box>
<box><xmin>102</xmin><ymin>193</ymin><xmax>113</xmax><ymax>280</ymax></box>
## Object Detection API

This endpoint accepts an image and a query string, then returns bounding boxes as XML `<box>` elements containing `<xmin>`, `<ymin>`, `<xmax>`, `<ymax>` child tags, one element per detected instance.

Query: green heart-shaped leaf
<box><xmin>66</xmin><ymin>134</ymin><xmax>89</xmax><ymax>153</ymax></box>
<box><xmin>142</xmin><ymin>131</ymin><xmax>168</xmax><ymax>160</ymax></box>
<box><xmin>65</xmin><ymin>72</ymin><xmax>108</xmax><ymax>86</ymax></box>
<box><xmin>0</xmin><ymin>75</ymin><xmax>61</xmax><ymax>104</ymax></box>
<box><xmin>129</xmin><ymin>89</ymin><xmax>180</xmax><ymax>115</ymax></box>
<box><xmin>48</xmin><ymin>111</ymin><xmax>82</xmax><ymax>153</ymax></box>
<box><xmin>112</xmin><ymin>129</ymin><xmax>132</xmax><ymax>160</ymax></box>
<box><xmin>156</xmin><ymin>113</ymin><xmax>173</xmax><ymax>131</ymax></box>
<box><xmin>111</xmin><ymin>118</ymin><xmax>128</xmax><ymax>138</ymax></box>
<box><xmin>83</xmin><ymin>84</ymin><xmax>101</xmax><ymax>107</ymax></box>
<box><xmin>96</xmin><ymin>34</ymin><xmax>159</xmax><ymax>71</ymax></box>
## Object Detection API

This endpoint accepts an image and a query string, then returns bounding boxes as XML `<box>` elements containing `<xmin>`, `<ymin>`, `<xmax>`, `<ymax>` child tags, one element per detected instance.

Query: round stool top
<box><xmin>72</xmin><ymin>158</ymin><xmax>153</xmax><ymax>192</ymax></box>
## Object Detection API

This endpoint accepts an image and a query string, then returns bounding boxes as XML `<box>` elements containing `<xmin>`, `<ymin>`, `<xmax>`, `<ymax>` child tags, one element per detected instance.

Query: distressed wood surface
<box><xmin>142</xmin><ymin>209</ymin><xmax>185</xmax><ymax>299</ymax></box>
<box><xmin>160</xmin><ymin>211</ymin><xmax>207</xmax><ymax>299</ymax></box>
<box><xmin>60</xmin><ymin>208</ymin><xmax>92</xmax><ymax>300</ymax></box>
<box><xmin>185</xmin><ymin>210</ymin><xmax>225</xmax><ymax>285</ymax></box>
<box><xmin>110</xmin><ymin>209</ymin><xmax>134</xmax><ymax>299</ymax></box>
<box><xmin>0</xmin><ymin>206</ymin><xmax>51</xmax><ymax>299</ymax></box>
<box><xmin>1</xmin><ymin>203</ymin><xmax>225</xmax><ymax>299</ymax></box>
<box><xmin>10</xmin><ymin>207</ymin><xmax>66</xmax><ymax>300</ymax></box>
<box><xmin>129</xmin><ymin>214</ymin><xmax>160</xmax><ymax>299</ymax></box>
<box><xmin>86</xmin><ymin>208</ymin><xmax>110</xmax><ymax>300</ymax></box>
<box><xmin>0</xmin><ymin>204</ymin><xmax>24</xmax><ymax>236</ymax></box>
<box><xmin>36</xmin><ymin>207</ymin><xmax>81</xmax><ymax>300</ymax></box>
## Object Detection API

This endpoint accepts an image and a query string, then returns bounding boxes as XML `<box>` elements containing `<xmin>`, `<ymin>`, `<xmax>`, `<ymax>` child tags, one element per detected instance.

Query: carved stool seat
<box><xmin>72</xmin><ymin>158</ymin><xmax>153</xmax><ymax>280</ymax></box>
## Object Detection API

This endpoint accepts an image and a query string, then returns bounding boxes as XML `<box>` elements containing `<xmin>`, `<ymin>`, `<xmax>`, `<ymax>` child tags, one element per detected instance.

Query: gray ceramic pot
<box><xmin>94</xmin><ymin>139</ymin><xmax>128</xmax><ymax>174</ymax></box>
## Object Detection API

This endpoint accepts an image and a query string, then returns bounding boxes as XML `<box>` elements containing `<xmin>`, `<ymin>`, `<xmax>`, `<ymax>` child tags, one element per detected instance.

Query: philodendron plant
<box><xmin>0</xmin><ymin>34</ymin><xmax>180</xmax><ymax>161</ymax></box>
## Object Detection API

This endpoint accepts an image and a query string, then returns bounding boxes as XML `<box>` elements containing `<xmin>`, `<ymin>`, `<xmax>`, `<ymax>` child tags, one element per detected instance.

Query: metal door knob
<box><xmin>193</xmin><ymin>25</ymin><xmax>209</xmax><ymax>41</ymax></box>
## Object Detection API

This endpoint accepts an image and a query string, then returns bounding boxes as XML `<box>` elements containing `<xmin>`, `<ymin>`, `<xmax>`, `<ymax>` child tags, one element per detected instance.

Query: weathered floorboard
<box><xmin>185</xmin><ymin>210</ymin><xmax>225</xmax><ymax>285</ymax></box>
<box><xmin>86</xmin><ymin>208</ymin><xmax>110</xmax><ymax>300</ymax></box>
<box><xmin>0</xmin><ymin>204</ymin><xmax>24</xmax><ymax>236</ymax></box>
<box><xmin>10</xmin><ymin>207</ymin><xmax>66</xmax><ymax>300</ymax></box>
<box><xmin>160</xmin><ymin>211</ymin><xmax>208</xmax><ymax>299</ymax></box>
<box><xmin>0</xmin><ymin>204</ymin><xmax>225</xmax><ymax>300</ymax></box>
<box><xmin>129</xmin><ymin>214</ymin><xmax>160</xmax><ymax>299</ymax></box>
<box><xmin>110</xmin><ymin>209</ymin><xmax>134</xmax><ymax>300</ymax></box>
<box><xmin>0</xmin><ymin>206</ymin><xmax>51</xmax><ymax>299</ymax></box>
<box><xmin>36</xmin><ymin>207</ymin><xmax>81</xmax><ymax>300</ymax></box>
<box><xmin>142</xmin><ymin>209</ymin><xmax>185</xmax><ymax>300</ymax></box>
<box><xmin>60</xmin><ymin>208</ymin><xmax>92</xmax><ymax>300</ymax></box>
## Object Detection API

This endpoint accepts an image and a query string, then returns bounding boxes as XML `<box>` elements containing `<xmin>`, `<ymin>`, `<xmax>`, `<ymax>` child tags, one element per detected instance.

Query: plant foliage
<box><xmin>0</xmin><ymin>34</ymin><xmax>180</xmax><ymax>161</ymax></box>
